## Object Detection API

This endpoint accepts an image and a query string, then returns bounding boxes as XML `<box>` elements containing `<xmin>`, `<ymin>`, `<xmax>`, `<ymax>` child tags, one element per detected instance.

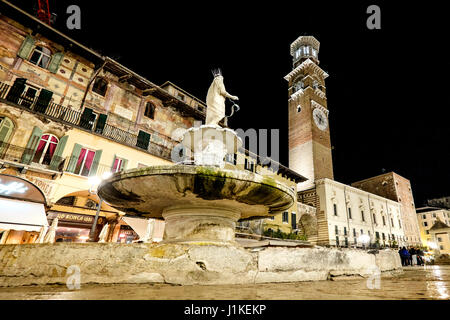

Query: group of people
<box><xmin>398</xmin><ymin>247</ymin><xmax>425</xmax><ymax>266</ymax></box>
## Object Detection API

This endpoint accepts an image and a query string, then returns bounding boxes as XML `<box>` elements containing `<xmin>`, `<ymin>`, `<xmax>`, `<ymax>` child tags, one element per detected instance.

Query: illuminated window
<box><xmin>112</xmin><ymin>157</ymin><xmax>126</xmax><ymax>173</ymax></box>
<box><xmin>32</xmin><ymin>134</ymin><xmax>59</xmax><ymax>165</ymax></box>
<box><xmin>29</xmin><ymin>46</ymin><xmax>52</xmax><ymax>69</ymax></box>
<box><xmin>74</xmin><ymin>148</ymin><xmax>97</xmax><ymax>177</ymax></box>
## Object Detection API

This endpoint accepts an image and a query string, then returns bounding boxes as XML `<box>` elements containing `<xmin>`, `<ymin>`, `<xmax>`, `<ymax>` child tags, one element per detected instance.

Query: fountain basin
<box><xmin>98</xmin><ymin>165</ymin><xmax>295</xmax><ymax>243</ymax></box>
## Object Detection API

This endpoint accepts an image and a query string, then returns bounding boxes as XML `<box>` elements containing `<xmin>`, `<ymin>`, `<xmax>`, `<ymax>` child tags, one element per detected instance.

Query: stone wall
<box><xmin>0</xmin><ymin>243</ymin><xmax>402</xmax><ymax>287</ymax></box>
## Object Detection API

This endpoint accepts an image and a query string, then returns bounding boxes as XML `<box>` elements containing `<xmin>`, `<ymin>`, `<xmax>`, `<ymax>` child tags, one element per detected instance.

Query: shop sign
<box><xmin>48</xmin><ymin>212</ymin><xmax>104</xmax><ymax>224</ymax></box>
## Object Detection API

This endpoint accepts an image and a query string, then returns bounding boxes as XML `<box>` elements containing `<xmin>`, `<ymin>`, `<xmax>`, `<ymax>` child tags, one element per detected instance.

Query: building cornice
<box><xmin>316</xmin><ymin>178</ymin><xmax>400</xmax><ymax>206</ymax></box>
<box><xmin>311</xmin><ymin>100</ymin><xmax>329</xmax><ymax>116</ymax></box>
<box><xmin>284</xmin><ymin>59</ymin><xmax>329</xmax><ymax>82</ymax></box>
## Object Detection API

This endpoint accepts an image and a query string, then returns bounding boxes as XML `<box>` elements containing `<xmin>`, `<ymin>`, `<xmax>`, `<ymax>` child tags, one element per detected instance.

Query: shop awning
<box><xmin>0</xmin><ymin>198</ymin><xmax>48</xmax><ymax>232</ymax></box>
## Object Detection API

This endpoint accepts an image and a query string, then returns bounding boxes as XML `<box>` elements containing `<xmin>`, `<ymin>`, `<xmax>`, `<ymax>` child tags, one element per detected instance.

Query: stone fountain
<box><xmin>97</xmin><ymin>71</ymin><xmax>295</xmax><ymax>245</ymax></box>
<box><xmin>0</xmin><ymin>72</ymin><xmax>403</xmax><ymax>287</ymax></box>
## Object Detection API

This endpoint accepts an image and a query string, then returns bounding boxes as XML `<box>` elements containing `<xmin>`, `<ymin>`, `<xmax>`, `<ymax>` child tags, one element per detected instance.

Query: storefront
<box><xmin>0</xmin><ymin>174</ymin><xmax>49</xmax><ymax>244</ymax></box>
<box><xmin>47</xmin><ymin>211</ymin><xmax>106</xmax><ymax>243</ymax></box>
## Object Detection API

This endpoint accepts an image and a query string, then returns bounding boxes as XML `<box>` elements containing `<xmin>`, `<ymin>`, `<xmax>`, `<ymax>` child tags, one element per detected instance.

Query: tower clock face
<box><xmin>313</xmin><ymin>108</ymin><xmax>328</xmax><ymax>131</ymax></box>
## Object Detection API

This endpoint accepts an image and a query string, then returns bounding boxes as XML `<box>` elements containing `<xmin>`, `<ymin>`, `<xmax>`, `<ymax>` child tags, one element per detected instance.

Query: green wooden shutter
<box><xmin>34</xmin><ymin>89</ymin><xmax>53</xmax><ymax>113</ymax></box>
<box><xmin>21</xmin><ymin>126</ymin><xmax>43</xmax><ymax>164</ymax></box>
<box><xmin>0</xmin><ymin>117</ymin><xmax>14</xmax><ymax>156</ymax></box>
<box><xmin>47</xmin><ymin>52</ymin><xmax>64</xmax><ymax>73</ymax></box>
<box><xmin>6</xmin><ymin>78</ymin><xmax>27</xmax><ymax>103</ymax></box>
<box><xmin>137</xmin><ymin>130</ymin><xmax>150</xmax><ymax>150</ymax></box>
<box><xmin>17</xmin><ymin>36</ymin><xmax>35</xmax><ymax>59</ymax></box>
<box><xmin>66</xmin><ymin>143</ymin><xmax>82</xmax><ymax>173</ymax></box>
<box><xmin>89</xmin><ymin>149</ymin><xmax>103</xmax><ymax>177</ymax></box>
<box><xmin>120</xmin><ymin>158</ymin><xmax>128</xmax><ymax>171</ymax></box>
<box><xmin>80</xmin><ymin>107</ymin><xmax>93</xmax><ymax>130</ymax></box>
<box><xmin>0</xmin><ymin>117</ymin><xmax>14</xmax><ymax>143</ymax></box>
<box><xmin>48</xmin><ymin>135</ymin><xmax>68</xmax><ymax>171</ymax></box>
<box><xmin>95</xmin><ymin>114</ymin><xmax>107</xmax><ymax>134</ymax></box>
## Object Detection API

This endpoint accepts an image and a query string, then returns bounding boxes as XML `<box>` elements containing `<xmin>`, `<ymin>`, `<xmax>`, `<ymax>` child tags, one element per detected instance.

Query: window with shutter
<box><xmin>32</xmin><ymin>134</ymin><xmax>59</xmax><ymax>165</ymax></box>
<box><xmin>66</xmin><ymin>143</ymin><xmax>82</xmax><ymax>173</ymax></box>
<box><xmin>29</xmin><ymin>46</ymin><xmax>52</xmax><ymax>69</ymax></box>
<box><xmin>136</xmin><ymin>130</ymin><xmax>150</xmax><ymax>150</ymax></box>
<box><xmin>49</xmin><ymin>135</ymin><xmax>68</xmax><ymax>171</ymax></box>
<box><xmin>34</xmin><ymin>89</ymin><xmax>53</xmax><ymax>113</ymax></box>
<box><xmin>111</xmin><ymin>156</ymin><xmax>128</xmax><ymax>173</ymax></box>
<box><xmin>79</xmin><ymin>107</ymin><xmax>95</xmax><ymax>130</ymax></box>
<box><xmin>17</xmin><ymin>36</ymin><xmax>35</xmax><ymax>59</ymax></box>
<box><xmin>0</xmin><ymin>117</ymin><xmax>14</xmax><ymax>157</ymax></box>
<box><xmin>21</xmin><ymin>126</ymin><xmax>43</xmax><ymax>164</ymax></box>
<box><xmin>47</xmin><ymin>52</ymin><xmax>64</xmax><ymax>73</ymax></box>
<box><xmin>6</xmin><ymin>78</ymin><xmax>27</xmax><ymax>104</ymax></box>
<box><xmin>95</xmin><ymin>114</ymin><xmax>107</xmax><ymax>134</ymax></box>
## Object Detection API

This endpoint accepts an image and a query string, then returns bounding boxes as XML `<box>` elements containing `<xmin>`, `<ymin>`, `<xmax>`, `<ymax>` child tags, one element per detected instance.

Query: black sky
<box><xmin>11</xmin><ymin>0</ymin><xmax>450</xmax><ymax>205</ymax></box>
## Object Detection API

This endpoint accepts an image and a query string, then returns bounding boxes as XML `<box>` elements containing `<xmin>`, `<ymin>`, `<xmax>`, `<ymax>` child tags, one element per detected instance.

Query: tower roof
<box><xmin>290</xmin><ymin>36</ymin><xmax>320</xmax><ymax>56</ymax></box>
<box><xmin>284</xmin><ymin>58</ymin><xmax>328</xmax><ymax>82</ymax></box>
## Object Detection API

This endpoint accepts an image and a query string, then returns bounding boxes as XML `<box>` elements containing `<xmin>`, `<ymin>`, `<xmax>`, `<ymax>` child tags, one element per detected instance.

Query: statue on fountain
<box><xmin>205</xmin><ymin>69</ymin><xmax>239</xmax><ymax>126</ymax></box>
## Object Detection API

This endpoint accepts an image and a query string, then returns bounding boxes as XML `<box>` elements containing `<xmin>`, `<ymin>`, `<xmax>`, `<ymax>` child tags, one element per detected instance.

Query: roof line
<box><xmin>160</xmin><ymin>81</ymin><xmax>206</xmax><ymax>105</ymax></box>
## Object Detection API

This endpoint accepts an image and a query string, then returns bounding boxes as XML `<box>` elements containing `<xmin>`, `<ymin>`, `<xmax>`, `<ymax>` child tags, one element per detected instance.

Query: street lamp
<box><xmin>88</xmin><ymin>172</ymin><xmax>112</xmax><ymax>242</ymax></box>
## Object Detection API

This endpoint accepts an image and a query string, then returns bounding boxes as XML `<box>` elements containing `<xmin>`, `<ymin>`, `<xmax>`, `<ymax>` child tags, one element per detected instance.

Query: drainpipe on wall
<box><xmin>386</xmin><ymin>199</ymin><xmax>392</xmax><ymax>246</ymax></box>
<box><xmin>368</xmin><ymin>194</ymin><xmax>375</xmax><ymax>246</ymax></box>
<box><xmin>343</xmin><ymin>186</ymin><xmax>351</xmax><ymax>247</ymax></box>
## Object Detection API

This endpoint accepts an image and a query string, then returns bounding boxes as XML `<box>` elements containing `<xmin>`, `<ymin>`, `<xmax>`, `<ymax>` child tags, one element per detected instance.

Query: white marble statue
<box><xmin>98</xmin><ymin>223</ymin><xmax>109</xmax><ymax>243</ymax></box>
<box><xmin>44</xmin><ymin>218</ymin><xmax>58</xmax><ymax>243</ymax></box>
<box><xmin>205</xmin><ymin>69</ymin><xmax>239</xmax><ymax>126</ymax></box>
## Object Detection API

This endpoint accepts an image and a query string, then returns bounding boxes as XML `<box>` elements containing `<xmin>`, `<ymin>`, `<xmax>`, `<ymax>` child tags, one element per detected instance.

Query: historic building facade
<box><xmin>0</xmin><ymin>2</ymin><xmax>203</xmax><ymax>243</ymax></box>
<box><xmin>352</xmin><ymin>172</ymin><xmax>422</xmax><ymax>247</ymax></box>
<box><xmin>287</xmin><ymin>36</ymin><xmax>412</xmax><ymax>247</ymax></box>
<box><xmin>416</xmin><ymin>207</ymin><xmax>450</xmax><ymax>253</ymax></box>
<box><xmin>0</xmin><ymin>1</ymin><xmax>303</xmax><ymax>243</ymax></box>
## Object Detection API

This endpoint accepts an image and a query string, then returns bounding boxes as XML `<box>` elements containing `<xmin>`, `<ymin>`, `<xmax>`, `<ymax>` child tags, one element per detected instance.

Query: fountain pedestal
<box><xmin>162</xmin><ymin>206</ymin><xmax>240</xmax><ymax>243</ymax></box>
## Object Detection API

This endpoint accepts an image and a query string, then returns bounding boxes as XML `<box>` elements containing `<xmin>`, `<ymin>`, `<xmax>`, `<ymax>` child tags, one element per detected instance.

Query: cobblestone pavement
<box><xmin>0</xmin><ymin>266</ymin><xmax>448</xmax><ymax>300</ymax></box>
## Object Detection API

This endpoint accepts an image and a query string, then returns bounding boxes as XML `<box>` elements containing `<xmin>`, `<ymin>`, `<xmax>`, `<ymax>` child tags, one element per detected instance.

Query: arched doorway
<box><xmin>0</xmin><ymin>173</ymin><xmax>48</xmax><ymax>244</ymax></box>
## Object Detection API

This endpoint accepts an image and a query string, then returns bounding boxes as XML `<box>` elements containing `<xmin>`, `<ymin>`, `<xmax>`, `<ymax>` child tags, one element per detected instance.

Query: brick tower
<box><xmin>285</xmin><ymin>36</ymin><xmax>334</xmax><ymax>191</ymax></box>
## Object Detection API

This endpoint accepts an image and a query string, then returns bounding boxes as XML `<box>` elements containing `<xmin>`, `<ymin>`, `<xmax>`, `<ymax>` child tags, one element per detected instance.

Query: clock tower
<box><xmin>285</xmin><ymin>36</ymin><xmax>334</xmax><ymax>191</ymax></box>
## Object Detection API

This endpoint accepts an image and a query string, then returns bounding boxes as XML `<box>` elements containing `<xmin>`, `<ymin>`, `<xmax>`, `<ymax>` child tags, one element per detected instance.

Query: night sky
<box><xmin>10</xmin><ymin>0</ymin><xmax>449</xmax><ymax>205</ymax></box>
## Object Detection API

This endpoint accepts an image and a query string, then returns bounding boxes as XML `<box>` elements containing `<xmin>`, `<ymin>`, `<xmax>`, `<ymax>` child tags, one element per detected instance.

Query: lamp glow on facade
<box><xmin>358</xmin><ymin>234</ymin><xmax>371</xmax><ymax>245</ymax></box>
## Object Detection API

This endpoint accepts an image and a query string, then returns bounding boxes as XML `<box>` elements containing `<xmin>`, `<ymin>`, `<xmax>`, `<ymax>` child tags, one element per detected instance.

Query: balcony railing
<box><xmin>0</xmin><ymin>81</ymin><xmax>175</xmax><ymax>160</ymax></box>
<box><xmin>0</xmin><ymin>142</ymin><xmax>131</xmax><ymax>178</ymax></box>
